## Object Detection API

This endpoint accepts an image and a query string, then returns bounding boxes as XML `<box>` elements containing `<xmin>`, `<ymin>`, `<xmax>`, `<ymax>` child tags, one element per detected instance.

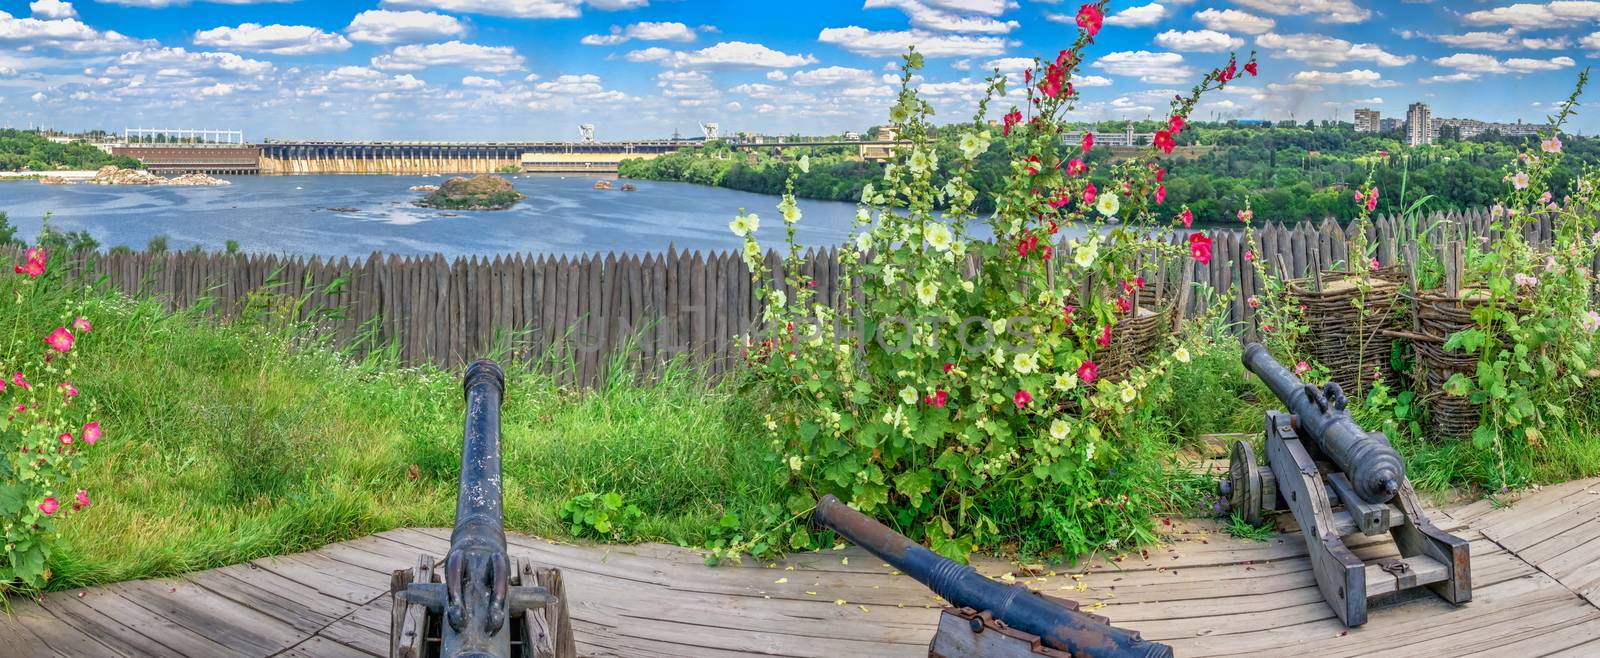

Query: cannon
<box><xmin>1220</xmin><ymin>343</ymin><xmax>1471</xmax><ymax>627</ymax></box>
<box><xmin>389</xmin><ymin>360</ymin><xmax>576</xmax><ymax>658</ymax></box>
<box><xmin>815</xmin><ymin>495</ymin><xmax>1171</xmax><ymax>658</ymax></box>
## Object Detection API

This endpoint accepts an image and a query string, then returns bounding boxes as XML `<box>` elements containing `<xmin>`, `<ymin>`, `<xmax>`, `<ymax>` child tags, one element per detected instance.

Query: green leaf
<box><xmin>1471</xmin><ymin>426</ymin><xmax>1495</xmax><ymax>450</ymax></box>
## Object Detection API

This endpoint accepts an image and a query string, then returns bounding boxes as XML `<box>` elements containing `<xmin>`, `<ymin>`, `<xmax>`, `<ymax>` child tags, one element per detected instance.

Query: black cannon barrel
<box><xmin>814</xmin><ymin>495</ymin><xmax>1172</xmax><ymax>658</ymax></box>
<box><xmin>444</xmin><ymin>360</ymin><xmax>512</xmax><ymax>658</ymax></box>
<box><xmin>1243</xmin><ymin>342</ymin><xmax>1404</xmax><ymax>505</ymax></box>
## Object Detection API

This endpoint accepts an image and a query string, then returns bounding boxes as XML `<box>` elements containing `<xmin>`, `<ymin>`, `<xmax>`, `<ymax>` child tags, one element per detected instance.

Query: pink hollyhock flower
<box><xmin>39</xmin><ymin>497</ymin><xmax>59</xmax><ymax>516</ymax></box>
<box><xmin>1067</xmin><ymin>159</ymin><xmax>1087</xmax><ymax>176</ymax></box>
<box><xmin>1078</xmin><ymin>360</ymin><xmax>1098</xmax><ymax>384</ymax></box>
<box><xmin>1116</xmin><ymin>296</ymin><xmax>1132</xmax><ymax>314</ymax></box>
<box><xmin>1188</xmin><ymin>233</ymin><xmax>1214</xmax><ymax>265</ymax></box>
<box><xmin>45</xmin><ymin>327</ymin><xmax>74</xmax><ymax>353</ymax></box>
<box><xmin>1366</xmin><ymin>187</ymin><xmax>1379</xmax><ymax>212</ymax></box>
<box><xmin>932</xmin><ymin>390</ymin><xmax>949</xmax><ymax>408</ymax></box>
<box><xmin>1295</xmin><ymin>361</ymin><xmax>1311</xmax><ymax>376</ymax></box>
<box><xmin>1168</xmin><ymin>115</ymin><xmax>1184</xmax><ymax>135</ymax></box>
<box><xmin>1244</xmin><ymin>250</ymin><xmax>1254</xmax><ymax>263</ymax></box>
<box><xmin>1542</xmin><ymin>136</ymin><xmax>1563</xmax><ymax>154</ymax></box>
<box><xmin>1062</xmin><ymin>304</ymin><xmax>1076</xmax><ymax>321</ymax></box>
<box><xmin>83</xmin><ymin>421</ymin><xmax>101</xmax><ymax>445</ymax></box>
<box><xmin>1514</xmin><ymin>273</ymin><xmax>1539</xmax><ymax>288</ymax></box>
<box><xmin>1040</xmin><ymin>66</ymin><xmax>1065</xmax><ymax>98</ymax></box>
<box><xmin>1237</xmin><ymin>209</ymin><xmax>1254</xmax><ymax>223</ymax></box>
<box><xmin>1180</xmin><ymin>208</ymin><xmax>1194</xmax><ymax>228</ymax></box>
<box><xmin>1155</xmin><ymin>185</ymin><xmax>1167</xmax><ymax>205</ymax></box>
<box><xmin>73</xmin><ymin>316</ymin><xmax>92</xmax><ymax>333</ymax></box>
<box><xmin>1081</xmin><ymin>132</ymin><xmax>1094</xmax><ymax>153</ymax></box>
<box><xmin>1076</xmin><ymin>3</ymin><xmax>1104</xmax><ymax>36</ymax></box>
<box><xmin>1014</xmin><ymin>389</ymin><xmax>1033</xmax><ymax>408</ymax></box>
<box><xmin>74</xmin><ymin>490</ymin><xmax>90</xmax><ymax>510</ymax></box>
<box><xmin>1096</xmin><ymin>324</ymin><xmax>1112</xmax><ymax>348</ymax></box>
<box><xmin>1155</xmin><ymin>168</ymin><xmax>1165</xmax><ymax>183</ymax></box>
<box><xmin>12</xmin><ymin>372</ymin><xmax>30</xmax><ymax>389</ymax></box>
<box><xmin>1153</xmin><ymin>130</ymin><xmax>1176</xmax><ymax>155</ymax></box>
<box><xmin>1581</xmin><ymin>311</ymin><xmax>1600</xmax><ymax>333</ymax></box>
<box><xmin>1354</xmin><ymin>191</ymin><xmax>1364</xmax><ymax>204</ymax></box>
<box><xmin>1248</xmin><ymin>296</ymin><xmax>1262</xmax><ymax>309</ymax></box>
<box><xmin>1083</xmin><ymin>181</ymin><xmax>1098</xmax><ymax>206</ymax></box>
<box><xmin>1370</xmin><ymin>257</ymin><xmax>1381</xmax><ymax>270</ymax></box>
<box><xmin>1513</xmin><ymin>171</ymin><xmax>1530</xmax><ymax>190</ymax></box>
<box><xmin>60</xmin><ymin>382</ymin><xmax>78</xmax><ymax>398</ymax></box>
<box><xmin>59</xmin><ymin>432</ymin><xmax>73</xmax><ymax>445</ymax></box>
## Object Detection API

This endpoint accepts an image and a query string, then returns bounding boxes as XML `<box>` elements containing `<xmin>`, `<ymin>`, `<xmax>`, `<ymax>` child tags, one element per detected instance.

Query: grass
<box><xmin>1224</xmin><ymin>514</ymin><xmax>1276</xmax><ymax>542</ymax></box>
<box><xmin>9</xmin><ymin>279</ymin><xmax>780</xmax><ymax>592</ymax></box>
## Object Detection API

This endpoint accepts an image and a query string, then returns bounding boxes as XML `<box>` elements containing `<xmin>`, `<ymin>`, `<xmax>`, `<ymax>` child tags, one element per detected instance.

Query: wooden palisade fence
<box><xmin>11</xmin><ymin>208</ymin><xmax>1592</xmax><ymax>387</ymax></box>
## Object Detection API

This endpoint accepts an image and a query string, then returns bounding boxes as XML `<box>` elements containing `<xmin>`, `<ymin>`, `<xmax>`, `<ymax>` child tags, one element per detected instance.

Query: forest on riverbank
<box><xmin>0</xmin><ymin>129</ymin><xmax>142</xmax><ymax>172</ymax></box>
<box><xmin>619</xmin><ymin>122</ymin><xmax>1600</xmax><ymax>224</ymax></box>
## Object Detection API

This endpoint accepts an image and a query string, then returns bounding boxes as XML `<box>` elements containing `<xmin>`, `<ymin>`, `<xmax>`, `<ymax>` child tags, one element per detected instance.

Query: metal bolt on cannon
<box><xmin>815</xmin><ymin>495</ymin><xmax>1173</xmax><ymax>658</ymax></box>
<box><xmin>389</xmin><ymin>360</ymin><xmax>577</xmax><ymax>658</ymax></box>
<box><xmin>1221</xmin><ymin>343</ymin><xmax>1472</xmax><ymax>627</ymax></box>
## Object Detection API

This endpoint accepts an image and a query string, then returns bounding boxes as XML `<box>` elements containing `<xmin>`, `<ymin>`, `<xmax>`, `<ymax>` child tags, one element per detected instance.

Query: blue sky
<box><xmin>0</xmin><ymin>0</ymin><xmax>1595</xmax><ymax>140</ymax></box>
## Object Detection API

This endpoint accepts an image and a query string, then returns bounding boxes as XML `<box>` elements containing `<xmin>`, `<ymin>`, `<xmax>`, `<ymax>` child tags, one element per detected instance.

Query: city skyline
<box><xmin>0</xmin><ymin>0</ymin><xmax>1595</xmax><ymax>141</ymax></box>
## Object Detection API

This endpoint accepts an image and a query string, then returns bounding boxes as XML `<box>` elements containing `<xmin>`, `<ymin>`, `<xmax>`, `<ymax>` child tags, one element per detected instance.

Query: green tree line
<box><xmin>0</xmin><ymin>129</ymin><xmax>143</xmax><ymax>171</ymax></box>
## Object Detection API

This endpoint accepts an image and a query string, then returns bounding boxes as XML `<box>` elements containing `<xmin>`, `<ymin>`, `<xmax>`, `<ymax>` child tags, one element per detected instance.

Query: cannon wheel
<box><xmin>1228</xmin><ymin>441</ymin><xmax>1264</xmax><ymax>526</ymax></box>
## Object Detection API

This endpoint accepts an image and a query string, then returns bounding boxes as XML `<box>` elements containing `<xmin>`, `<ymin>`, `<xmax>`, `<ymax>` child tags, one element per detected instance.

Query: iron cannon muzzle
<box><xmin>814</xmin><ymin>495</ymin><xmax>1172</xmax><ymax>658</ymax></box>
<box><xmin>1242</xmin><ymin>343</ymin><xmax>1404</xmax><ymax>505</ymax></box>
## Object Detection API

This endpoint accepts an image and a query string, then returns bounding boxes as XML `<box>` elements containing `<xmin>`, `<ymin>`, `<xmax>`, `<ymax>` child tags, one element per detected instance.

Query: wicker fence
<box><xmin>10</xmin><ymin>207</ymin><xmax>1592</xmax><ymax>387</ymax></box>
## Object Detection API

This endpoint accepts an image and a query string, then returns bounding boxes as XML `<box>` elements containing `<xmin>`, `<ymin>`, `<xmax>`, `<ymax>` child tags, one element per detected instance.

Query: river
<box><xmin>0</xmin><ymin>175</ymin><xmax>901</xmax><ymax>258</ymax></box>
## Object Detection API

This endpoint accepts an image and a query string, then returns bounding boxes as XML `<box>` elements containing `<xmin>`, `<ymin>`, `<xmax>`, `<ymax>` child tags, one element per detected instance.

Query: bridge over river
<box><xmin>109</xmin><ymin>138</ymin><xmax>909</xmax><ymax>176</ymax></box>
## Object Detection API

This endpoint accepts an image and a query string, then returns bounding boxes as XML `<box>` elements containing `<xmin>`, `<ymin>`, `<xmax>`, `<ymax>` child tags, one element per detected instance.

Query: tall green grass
<box><xmin>8</xmin><ymin>274</ymin><xmax>779</xmax><ymax>591</ymax></box>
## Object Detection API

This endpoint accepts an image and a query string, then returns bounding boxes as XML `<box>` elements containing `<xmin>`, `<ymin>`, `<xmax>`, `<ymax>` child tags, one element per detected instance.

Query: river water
<box><xmin>0</xmin><ymin>175</ymin><xmax>898</xmax><ymax>258</ymax></box>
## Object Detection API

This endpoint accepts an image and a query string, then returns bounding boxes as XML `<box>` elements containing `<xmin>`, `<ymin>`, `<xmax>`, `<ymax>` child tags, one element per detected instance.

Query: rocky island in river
<box><xmin>416</xmin><ymin>175</ymin><xmax>525</xmax><ymax>211</ymax></box>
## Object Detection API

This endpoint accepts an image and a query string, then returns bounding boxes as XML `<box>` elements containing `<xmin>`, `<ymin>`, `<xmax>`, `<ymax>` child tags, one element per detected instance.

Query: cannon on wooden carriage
<box><xmin>815</xmin><ymin>495</ymin><xmax>1172</xmax><ymax>658</ymax></box>
<box><xmin>389</xmin><ymin>360</ymin><xmax>576</xmax><ymax>658</ymax></box>
<box><xmin>1220</xmin><ymin>343</ymin><xmax>1471</xmax><ymax>627</ymax></box>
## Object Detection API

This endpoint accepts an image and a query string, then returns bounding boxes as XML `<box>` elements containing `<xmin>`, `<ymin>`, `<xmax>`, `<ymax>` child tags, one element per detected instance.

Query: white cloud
<box><xmin>1095</xmin><ymin>51</ymin><xmax>1195</xmax><ymax>84</ymax></box>
<box><xmin>462</xmin><ymin>75</ymin><xmax>501</xmax><ymax>87</ymax></box>
<box><xmin>656</xmin><ymin>69</ymin><xmax>720</xmax><ymax>107</ymax></box>
<box><xmin>766</xmin><ymin>70</ymin><xmax>787</xmax><ymax>81</ymax></box>
<box><xmin>817</xmin><ymin>26</ymin><xmax>1008</xmax><ymax>57</ymax></box>
<box><xmin>117</xmin><ymin>47</ymin><xmax>274</xmax><ymax>76</ymax></box>
<box><xmin>792</xmin><ymin>65</ymin><xmax>877</xmax><ymax>86</ymax></box>
<box><xmin>372</xmin><ymin>41</ymin><xmax>525</xmax><ymax>73</ymax></box>
<box><xmin>863</xmin><ymin>0</ymin><xmax>1019</xmax><ymax>34</ymax></box>
<box><xmin>1155</xmin><ymin>29</ymin><xmax>1243</xmax><ymax>52</ymax></box>
<box><xmin>1194</xmin><ymin>8</ymin><xmax>1274</xmax><ymax>34</ymax></box>
<box><xmin>0</xmin><ymin>10</ymin><xmax>151</xmax><ymax>52</ymax></box>
<box><xmin>1290</xmin><ymin>69</ymin><xmax>1395</xmax><ymax>86</ymax></box>
<box><xmin>1411</xmin><ymin>29</ymin><xmax>1571</xmax><ymax>51</ymax></box>
<box><xmin>1423</xmin><ymin>72</ymin><xmax>1480</xmax><ymax>84</ymax></box>
<box><xmin>581</xmin><ymin>21</ymin><xmax>696</xmax><ymax>45</ymax></box>
<box><xmin>1104</xmin><ymin>3</ymin><xmax>1166</xmax><ymax>27</ymax></box>
<box><xmin>31</xmin><ymin>91</ymin><xmax>45</xmax><ymax>102</ymax></box>
<box><xmin>1463</xmin><ymin>1</ymin><xmax>1600</xmax><ymax>29</ymax></box>
<box><xmin>1230</xmin><ymin>0</ymin><xmax>1370</xmax><ymax>24</ymax></box>
<box><xmin>29</xmin><ymin>0</ymin><xmax>75</xmax><ymax>19</ymax></box>
<box><xmin>97</xmin><ymin>0</ymin><xmax>295</xmax><ymax>6</ymax></box>
<box><xmin>194</xmin><ymin>23</ymin><xmax>352</xmax><ymax>55</ymax></box>
<box><xmin>345</xmin><ymin>10</ymin><xmax>465</xmax><ymax>44</ymax></box>
<box><xmin>1434</xmin><ymin>53</ymin><xmax>1576</xmax><ymax>74</ymax></box>
<box><xmin>378</xmin><ymin>0</ymin><xmax>645</xmax><ymax>18</ymax></box>
<box><xmin>625</xmin><ymin>41</ymin><xmax>816</xmax><ymax>67</ymax></box>
<box><xmin>1256</xmin><ymin>33</ymin><xmax>1415</xmax><ymax>66</ymax></box>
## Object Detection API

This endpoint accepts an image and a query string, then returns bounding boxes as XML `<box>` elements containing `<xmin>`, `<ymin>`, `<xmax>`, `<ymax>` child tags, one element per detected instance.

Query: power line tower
<box><xmin>578</xmin><ymin>124</ymin><xmax>596</xmax><ymax>143</ymax></box>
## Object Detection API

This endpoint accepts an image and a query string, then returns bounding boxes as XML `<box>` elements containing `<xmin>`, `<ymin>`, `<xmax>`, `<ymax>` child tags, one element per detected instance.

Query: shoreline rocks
<box><xmin>82</xmin><ymin>166</ymin><xmax>230</xmax><ymax>187</ymax></box>
<box><xmin>416</xmin><ymin>175</ymin><xmax>524</xmax><ymax>211</ymax></box>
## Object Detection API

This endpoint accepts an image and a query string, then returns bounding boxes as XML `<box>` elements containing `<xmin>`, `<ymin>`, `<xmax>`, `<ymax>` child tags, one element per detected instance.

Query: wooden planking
<box><xmin>5</xmin><ymin>477</ymin><xmax>1600</xmax><ymax>657</ymax></box>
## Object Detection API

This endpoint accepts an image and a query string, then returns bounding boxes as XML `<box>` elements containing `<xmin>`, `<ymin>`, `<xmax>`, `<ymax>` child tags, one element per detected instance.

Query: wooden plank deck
<box><xmin>6</xmin><ymin>478</ymin><xmax>1600</xmax><ymax>657</ymax></box>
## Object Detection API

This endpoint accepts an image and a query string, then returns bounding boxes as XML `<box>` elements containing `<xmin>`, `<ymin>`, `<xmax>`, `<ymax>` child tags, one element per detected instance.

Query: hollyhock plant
<box><xmin>3</xmin><ymin>245</ymin><xmax>103</xmax><ymax>589</ymax></box>
<box><xmin>736</xmin><ymin>6</ymin><xmax>1259</xmax><ymax>563</ymax></box>
<box><xmin>1189</xmin><ymin>232</ymin><xmax>1214</xmax><ymax>264</ymax></box>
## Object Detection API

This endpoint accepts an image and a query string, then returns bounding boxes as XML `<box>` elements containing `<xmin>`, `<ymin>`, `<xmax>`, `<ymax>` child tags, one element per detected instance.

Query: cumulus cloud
<box><xmin>194</xmin><ymin>23</ymin><xmax>352</xmax><ymax>55</ymax></box>
<box><xmin>625</xmin><ymin>41</ymin><xmax>816</xmax><ymax>67</ymax></box>
<box><xmin>791</xmin><ymin>65</ymin><xmax>878</xmax><ymax>86</ymax></box>
<box><xmin>1103</xmin><ymin>3</ymin><xmax>1166</xmax><ymax>27</ymax></box>
<box><xmin>1230</xmin><ymin>0</ymin><xmax>1370</xmax><ymax>24</ymax></box>
<box><xmin>581</xmin><ymin>21</ymin><xmax>696</xmax><ymax>45</ymax></box>
<box><xmin>345</xmin><ymin>10</ymin><xmax>465</xmax><ymax>44</ymax></box>
<box><xmin>117</xmin><ymin>46</ymin><xmax>275</xmax><ymax>77</ymax></box>
<box><xmin>29</xmin><ymin>0</ymin><xmax>76</xmax><ymax>19</ymax></box>
<box><xmin>1434</xmin><ymin>53</ymin><xmax>1577</xmax><ymax>74</ymax></box>
<box><xmin>1290</xmin><ymin>69</ymin><xmax>1396</xmax><ymax>86</ymax></box>
<box><xmin>1155</xmin><ymin>29</ymin><xmax>1243</xmax><ymax>52</ymax></box>
<box><xmin>1462</xmin><ymin>1</ymin><xmax>1600</xmax><ymax>29</ymax></box>
<box><xmin>97</xmin><ymin>0</ymin><xmax>295</xmax><ymax>6</ymax></box>
<box><xmin>0</xmin><ymin>9</ymin><xmax>152</xmax><ymax>53</ymax></box>
<box><xmin>864</xmin><ymin>0</ymin><xmax>1019</xmax><ymax>34</ymax></box>
<box><xmin>1256</xmin><ymin>33</ymin><xmax>1415</xmax><ymax>67</ymax></box>
<box><xmin>1193</xmin><ymin>8</ymin><xmax>1274</xmax><ymax>35</ymax></box>
<box><xmin>372</xmin><ymin>41</ymin><xmax>525</xmax><ymax>73</ymax></box>
<box><xmin>1407</xmin><ymin>29</ymin><xmax>1571</xmax><ymax>52</ymax></box>
<box><xmin>1094</xmin><ymin>51</ymin><xmax>1195</xmax><ymax>84</ymax></box>
<box><xmin>817</xmin><ymin>26</ymin><xmax>1008</xmax><ymax>57</ymax></box>
<box><xmin>461</xmin><ymin>75</ymin><xmax>501</xmax><ymax>87</ymax></box>
<box><xmin>379</xmin><ymin>0</ymin><xmax>644</xmax><ymax>19</ymax></box>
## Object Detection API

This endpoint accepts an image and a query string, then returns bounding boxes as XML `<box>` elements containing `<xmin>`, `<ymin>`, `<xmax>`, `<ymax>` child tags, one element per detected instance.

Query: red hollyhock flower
<box><xmin>1078</xmin><ymin>360</ymin><xmax>1098</xmax><ymax>384</ymax></box>
<box><xmin>1040</xmin><ymin>245</ymin><xmax>1054</xmax><ymax>260</ymax></box>
<box><xmin>932</xmin><ymin>390</ymin><xmax>949</xmax><ymax>408</ymax></box>
<box><xmin>1026</xmin><ymin>155</ymin><xmax>1042</xmax><ymax>175</ymax></box>
<box><xmin>1245</xmin><ymin>62</ymin><xmax>1258</xmax><ymax>76</ymax></box>
<box><xmin>1014</xmin><ymin>389</ymin><xmax>1033</xmax><ymax>408</ymax></box>
<box><xmin>1081</xmin><ymin>132</ymin><xmax>1094</xmax><ymax>153</ymax></box>
<box><xmin>1189</xmin><ymin>232</ymin><xmax>1214</xmax><ymax>265</ymax></box>
<box><xmin>1003</xmin><ymin>109</ymin><xmax>1023</xmax><ymax>136</ymax></box>
<box><xmin>1168</xmin><ymin>115</ymin><xmax>1185</xmax><ymax>135</ymax></box>
<box><xmin>1155</xmin><ymin>167</ymin><xmax>1165</xmax><ymax>183</ymax></box>
<box><xmin>943</xmin><ymin>362</ymin><xmax>954</xmax><ymax>373</ymax></box>
<box><xmin>1115</xmin><ymin>296</ymin><xmax>1132</xmax><ymax>314</ymax></box>
<box><xmin>1041</xmin><ymin>65</ymin><xmax>1065</xmax><ymax>98</ymax></box>
<box><xmin>1050</xmin><ymin>188</ymin><xmax>1071</xmax><ymax>208</ymax></box>
<box><xmin>1076</xmin><ymin>4</ymin><xmax>1104</xmax><ymax>36</ymax></box>
<box><xmin>1067</xmin><ymin>159</ymin><xmax>1087</xmax><ymax>176</ymax></box>
<box><xmin>1083</xmin><ymin>181</ymin><xmax>1098</xmax><ymax>206</ymax></box>
<box><xmin>1153</xmin><ymin>130</ymin><xmax>1176</xmax><ymax>155</ymax></box>
<box><xmin>1135</xmin><ymin>275</ymin><xmax>1145</xmax><ymax>289</ymax></box>
<box><xmin>1180</xmin><ymin>208</ymin><xmax>1194</xmax><ymax>228</ymax></box>
<box><xmin>1155</xmin><ymin>185</ymin><xmax>1167</xmax><ymax>205</ymax></box>
<box><xmin>1096</xmin><ymin>324</ymin><xmax>1112</xmax><ymax>347</ymax></box>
